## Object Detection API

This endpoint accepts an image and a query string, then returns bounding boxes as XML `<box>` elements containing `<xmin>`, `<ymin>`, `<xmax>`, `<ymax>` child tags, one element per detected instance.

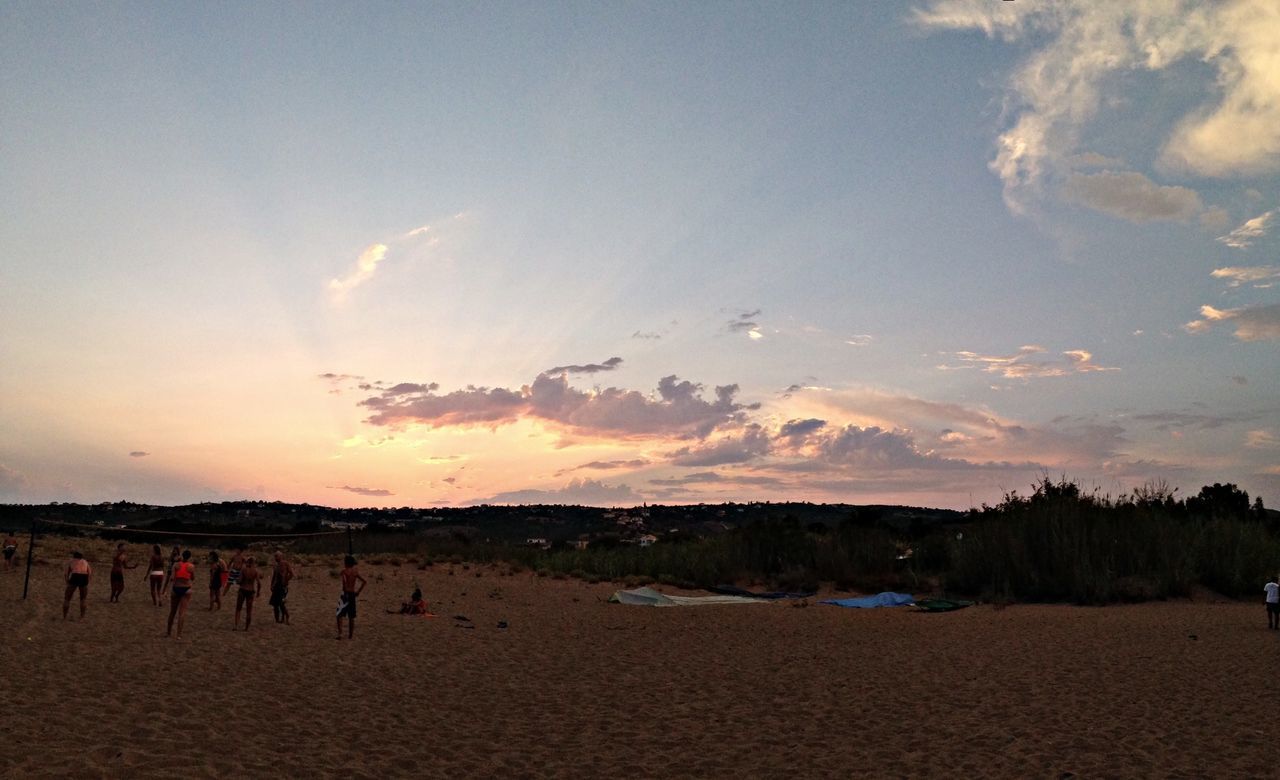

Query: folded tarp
<box><xmin>608</xmin><ymin>586</ymin><xmax>768</xmax><ymax>607</ymax></box>
<box><xmin>820</xmin><ymin>592</ymin><xmax>915</xmax><ymax>609</ymax></box>
<box><xmin>707</xmin><ymin>584</ymin><xmax>817</xmax><ymax>600</ymax></box>
<box><xmin>914</xmin><ymin>598</ymin><xmax>973</xmax><ymax>612</ymax></box>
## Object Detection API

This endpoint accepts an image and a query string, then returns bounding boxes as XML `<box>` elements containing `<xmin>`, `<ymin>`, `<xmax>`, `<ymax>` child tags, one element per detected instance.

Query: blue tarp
<box><xmin>820</xmin><ymin>592</ymin><xmax>915</xmax><ymax>608</ymax></box>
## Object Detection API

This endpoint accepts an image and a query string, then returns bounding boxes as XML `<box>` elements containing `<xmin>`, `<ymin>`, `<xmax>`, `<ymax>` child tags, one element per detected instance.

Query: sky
<box><xmin>1</xmin><ymin>1</ymin><xmax>1277</xmax><ymax>510</ymax></box>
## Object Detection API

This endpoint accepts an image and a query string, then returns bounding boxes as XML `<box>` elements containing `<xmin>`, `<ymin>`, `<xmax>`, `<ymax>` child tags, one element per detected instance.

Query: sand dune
<box><xmin>1</xmin><ymin>536</ymin><xmax>1273</xmax><ymax>778</ymax></box>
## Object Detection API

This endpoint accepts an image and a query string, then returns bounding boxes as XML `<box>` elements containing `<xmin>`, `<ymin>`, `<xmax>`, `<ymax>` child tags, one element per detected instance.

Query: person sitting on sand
<box><xmin>63</xmin><ymin>551</ymin><xmax>92</xmax><ymax>620</ymax></box>
<box><xmin>389</xmin><ymin>588</ymin><xmax>429</xmax><ymax>616</ymax></box>
<box><xmin>3</xmin><ymin>531</ymin><xmax>17</xmax><ymax>569</ymax></box>
<box><xmin>269</xmin><ymin>551</ymin><xmax>294</xmax><ymax>625</ymax></box>
<box><xmin>145</xmin><ymin>544</ymin><xmax>166</xmax><ymax>606</ymax></box>
<box><xmin>208</xmin><ymin>551</ymin><xmax>227</xmax><ymax>611</ymax></box>
<box><xmin>336</xmin><ymin>555</ymin><xmax>367</xmax><ymax>640</ymax></box>
<box><xmin>1265</xmin><ymin>575</ymin><xmax>1279</xmax><ymax>630</ymax></box>
<box><xmin>109</xmin><ymin>543</ymin><xmax>134</xmax><ymax>603</ymax></box>
<box><xmin>166</xmin><ymin>550</ymin><xmax>195</xmax><ymax>639</ymax></box>
<box><xmin>234</xmin><ymin>556</ymin><xmax>262</xmax><ymax>631</ymax></box>
<box><xmin>223</xmin><ymin>547</ymin><xmax>246</xmax><ymax>596</ymax></box>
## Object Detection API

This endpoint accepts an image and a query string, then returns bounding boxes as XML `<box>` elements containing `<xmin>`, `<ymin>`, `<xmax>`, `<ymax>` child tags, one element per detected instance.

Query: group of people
<box><xmin>58</xmin><ymin>543</ymin><xmax>370</xmax><ymax>640</ymax></box>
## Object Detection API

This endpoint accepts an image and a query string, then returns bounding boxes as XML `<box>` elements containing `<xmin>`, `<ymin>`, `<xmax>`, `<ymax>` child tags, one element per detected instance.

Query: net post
<box><xmin>22</xmin><ymin>517</ymin><xmax>37</xmax><ymax>600</ymax></box>
<box><xmin>347</xmin><ymin>525</ymin><xmax>353</xmax><ymax>556</ymax></box>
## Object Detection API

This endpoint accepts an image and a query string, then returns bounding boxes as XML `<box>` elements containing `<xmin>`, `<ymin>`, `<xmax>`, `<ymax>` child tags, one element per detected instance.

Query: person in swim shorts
<box><xmin>223</xmin><ymin>547</ymin><xmax>246</xmax><ymax>596</ymax></box>
<box><xmin>269</xmin><ymin>551</ymin><xmax>294</xmax><ymax>625</ymax></box>
<box><xmin>207</xmin><ymin>550</ymin><xmax>226</xmax><ymax>611</ymax></box>
<box><xmin>165</xmin><ymin>549</ymin><xmax>196</xmax><ymax>639</ymax></box>
<box><xmin>109</xmin><ymin>543</ymin><xmax>133</xmax><ymax>603</ymax></box>
<box><xmin>336</xmin><ymin>555</ymin><xmax>367</xmax><ymax>640</ymax></box>
<box><xmin>234</xmin><ymin>556</ymin><xmax>262</xmax><ymax>631</ymax></box>
<box><xmin>63</xmin><ymin>551</ymin><xmax>92</xmax><ymax>620</ymax></box>
<box><xmin>2</xmin><ymin>532</ymin><xmax>17</xmax><ymax>569</ymax></box>
<box><xmin>145</xmin><ymin>544</ymin><xmax>166</xmax><ymax>606</ymax></box>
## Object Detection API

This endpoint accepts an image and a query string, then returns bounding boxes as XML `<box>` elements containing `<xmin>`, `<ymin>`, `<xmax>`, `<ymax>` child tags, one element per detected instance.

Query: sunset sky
<box><xmin>2</xmin><ymin>2</ymin><xmax>1277</xmax><ymax>509</ymax></box>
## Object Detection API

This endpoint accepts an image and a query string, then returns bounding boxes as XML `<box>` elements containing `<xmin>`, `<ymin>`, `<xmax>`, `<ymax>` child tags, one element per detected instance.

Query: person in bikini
<box><xmin>269</xmin><ymin>551</ymin><xmax>294</xmax><ymax>625</ymax></box>
<box><xmin>336</xmin><ymin>555</ymin><xmax>367</xmax><ymax>640</ymax></box>
<box><xmin>144</xmin><ymin>544</ymin><xmax>166</xmax><ymax>606</ymax></box>
<box><xmin>207</xmin><ymin>550</ymin><xmax>227</xmax><ymax>611</ymax></box>
<box><xmin>223</xmin><ymin>547</ymin><xmax>246</xmax><ymax>597</ymax></box>
<box><xmin>165</xmin><ymin>549</ymin><xmax>196</xmax><ymax>639</ymax></box>
<box><xmin>63</xmin><ymin>551</ymin><xmax>92</xmax><ymax>620</ymax></box>
<box><xmin>161</xmin><ymin>545</ymin><xmax>181</xmax><ymax>596</ymax></box>
<box><xmin>109</xmin><ymin>543</ymin><xmax>134</xmax><ymax>603</ymax></box>
<box><xmin>234</xmin><ymin>556</ymin><xmax>262</xmax><ymax>631</ymax></box>
<box><xmin>3</xmin><ymin>532</ymin><xmax>17</xmax><ymax>570</ymax></box>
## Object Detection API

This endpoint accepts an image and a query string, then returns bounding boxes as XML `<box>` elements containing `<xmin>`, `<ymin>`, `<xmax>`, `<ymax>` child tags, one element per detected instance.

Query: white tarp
<box><xmin>608</xmin><ymin>586</ymin><xmax>768</xmax><ymax>607</ymax></box>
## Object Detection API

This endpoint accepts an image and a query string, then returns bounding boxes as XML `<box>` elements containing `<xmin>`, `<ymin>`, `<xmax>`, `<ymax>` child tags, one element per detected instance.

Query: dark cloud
<box><xmin>779</xmin><ymin>418</ymin><xmax>827</xmax><ymax>439</ymax></box>
<box><xmin>1132</xmin><ymin>408</ymin><xmax>1268</xmax><ymax>431</ymax></box>
<box><xmin>631</xmin><ymin>331</ymin><xmax>661</xmax><ymax>340</ymax></box>
<box><xmin>556</xmin><ymin>459</ymin><xmax>650</xmax><ymax>476</ymax></box>
<box><xmin>129</xmin><ymin>451</ymin><xmax>150</xmax><ymax>458</ymax></box>
<box><xmin>667</xmin><ymin>425</ymin><xmax>772</xmax><ymax>466</ymax></box>
<box><xmin>727</xmin><ymin>310</ymin><xmax>762</xmax><ymax>333</ymax></box>
<box><xmin>471</xmin><ymin>478</ymin><xmax>636</xmax><ymax>506</ymax></box>
<box><xmin>544</xmin><ymin>357</ymin><xmax>623</xmax><ymax>375</ymax></box>
<box><xmin>328</xmin><ymin>485</ymin><xmax>394</xmax><ymax>497</ymax></box>
<box><xmin>1232</xmin><ymin>376</ymin><xmax>1249</xmax><ymax>385</ymax></box>
<box><xmin>361</xmin><ymin>372</ymin><xmax>753</xmax><ymax>439</ymax></box>
<box><xmin>650</xmin><ymin>471</ymin><xmax>785</xmax><ymax>487</ymax></box>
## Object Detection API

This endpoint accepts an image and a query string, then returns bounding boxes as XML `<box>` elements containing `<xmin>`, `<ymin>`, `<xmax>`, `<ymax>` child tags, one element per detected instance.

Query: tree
<box><xmin>1187</xmin><ymin>483</ymin><xmax>1250</xmax><ymax>520</ymax></box>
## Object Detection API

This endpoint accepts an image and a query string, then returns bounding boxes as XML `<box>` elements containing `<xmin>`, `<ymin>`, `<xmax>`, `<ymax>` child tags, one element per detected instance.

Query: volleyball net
<box><xmin>16</xmin><ymin>517</ymin><xmax>363</xmax><ymax>600</ymax></box>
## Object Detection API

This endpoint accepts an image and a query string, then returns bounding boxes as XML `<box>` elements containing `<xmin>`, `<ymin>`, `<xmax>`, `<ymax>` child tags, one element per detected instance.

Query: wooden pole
<box><xmin>347</xmin><ymin>525</ymin><xmax>353</xmax><ymax>556</ymax></box>
<box><xmin>22</xmin><ymin>518</ymin><xmax>37</xmax><ymax>600</ymax></box>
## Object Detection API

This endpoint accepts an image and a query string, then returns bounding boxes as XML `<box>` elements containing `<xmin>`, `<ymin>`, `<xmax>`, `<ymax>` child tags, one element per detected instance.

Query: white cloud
<box><xmin>1063</xmin><ymin>171</ymin><xmax>1202</xmax><ymax>223</ymax></box>
<box><xmin>1246</xmin><ymin>430</ymin><xmax>1279</xmax><ymax>449</ymax></box>
<box><xmin>845</xmin><ymin>334</ymin><xmax>873</xmax><ymax>347</ymax></box>
<box><xmin>1211</xmin><ymin>265</ymin><xmax>1280</xmax><ymax>287</ymax></box>
<box><xmin>1217</xmin><ymin>211</ymin><xmax>1274</xmax><ymax>249</ymax></box>
<box><xmin>915</xmin><ymin>1</ymin><xmax>1280</xmax><ymax>213</ymax></box>
<box><xmin>941</xmin><ymin>345</ymin><xmax>1118</xmax><ymax>378</ymax></box>
<box><xmin>1185</xmin><ymin>303</ymin><xmax>1280</xmax><ymax>341</ymax></box>
<box><xmin>328</xmin><ymin>243</ymin><xmax>388</xmax><ymax>303</ymax></box>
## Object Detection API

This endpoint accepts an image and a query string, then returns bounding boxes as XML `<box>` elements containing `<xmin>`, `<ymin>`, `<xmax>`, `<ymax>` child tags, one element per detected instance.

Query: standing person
<box><xmin>1265</xmin><ymin>575</ymin><xmax>1279</xmax><ymax>630</ymax></box>
<box><xmin>207</xmin><ymin>551</ymin><xmax>227</xmax><ymax>611</ymax></box>
<box><xmin>161</xmin><ymin>545</ymin><xmax>181</xmax><ymax>596</ymax></box>
<box><xmin>63</xmin><ymin>551</ymin><xmax>91</xmax><ymax>620</ymax></box>
<box><xmin>269</xmin><ymin>551</ymin><xmax>294</xmax><ymax>625</ymax></box>
<box><xmin>233</xmin><ymin>556</ymin><xmax>262</xmax><ymax>631</ymax></box>
<box><xmin>108</xmin><ymin>543</ymin><xmax>133</xmax><ymax>602</ymax></box>
<box><xmin>335</xmin><ymin>555</ymin><xmax>367</xmax><ymax>640</ymax></box>
<box><xmin>223</xmin><ymin>547</ymin><xmax>246</xmax><ymax>596</ymax></box>
<box><xmin>165</xmin><ymin>550</ymin><xmax>196</xmax><ymax>639</ymax></box>
<box><xmin>145</xmin><ymin>544</ymin><xmax>166</xmax><ymax>606</ymax></box>
<box><xmin>2</xmin><ymin>531</ymin><xmax>17</xmax><ymax>570</ymax></box>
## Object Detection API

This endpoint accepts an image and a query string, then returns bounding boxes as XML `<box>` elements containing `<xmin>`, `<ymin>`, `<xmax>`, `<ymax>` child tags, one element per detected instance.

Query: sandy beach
<box><xmin>1</xmin><ymin>536</ymin><xmax>1274</xmax><ymax>778</ymax></box>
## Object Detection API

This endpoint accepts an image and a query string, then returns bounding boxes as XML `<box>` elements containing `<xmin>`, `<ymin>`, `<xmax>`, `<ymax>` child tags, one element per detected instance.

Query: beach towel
<box><xmin>819</xmin><ymin>592</ymin><xmax>915</xmax><ymax>609</ymax></box>
<box><xmin>914</xmin><ymin>598</ymin><xmax>973</xmax><ymax>613</ymax></box>
<box><xmin>608</xmin><ymin>586</ymin><xmax>768</xmax><ymax>607</ymax></box>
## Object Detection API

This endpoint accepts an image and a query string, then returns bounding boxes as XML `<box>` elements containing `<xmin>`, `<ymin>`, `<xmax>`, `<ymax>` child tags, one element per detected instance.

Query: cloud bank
<box><xmin>360</xmin><ymin>371</ymin><xmax>754</xmax><ymax>439</ymax></box>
